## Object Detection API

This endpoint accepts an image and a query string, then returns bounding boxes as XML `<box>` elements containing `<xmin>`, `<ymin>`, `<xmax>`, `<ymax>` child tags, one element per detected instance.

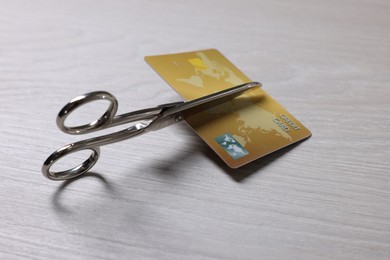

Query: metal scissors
<box><xmin>42</xmin><ymin>82</ymin><xmax>261</xmax><ymax>180</ymax></box>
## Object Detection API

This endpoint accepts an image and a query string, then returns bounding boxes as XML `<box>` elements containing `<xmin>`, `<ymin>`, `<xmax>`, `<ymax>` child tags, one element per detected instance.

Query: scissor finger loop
<box><xmin>57</xmin><ymin>91</ymin><xmax>119</xmax><ymax>135</ymax></box>
<box><xmin>42</xmin><ymin>142</ymin><xmax>101</xmax><ymax>181</ymax></box>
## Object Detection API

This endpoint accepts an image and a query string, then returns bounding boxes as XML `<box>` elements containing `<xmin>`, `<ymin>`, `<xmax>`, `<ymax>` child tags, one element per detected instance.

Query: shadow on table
<box><xmin>51</xmin><ymin>131</ymin><xmax>306</xmax><ymax>212</ymax></box>
<box><xmin>202</xmin><ymin>141</ymin><xmax>303</xmax><ymax>182</ymax></box>
<box><xmin>51</xmin><ymin>172</ymin><xmax>115</xmax><ymax>214</ymax></box>
<box><xmin>150</xmin><ymin>126</ymin><xmax>305</xmax><ymax>182</ymax></box>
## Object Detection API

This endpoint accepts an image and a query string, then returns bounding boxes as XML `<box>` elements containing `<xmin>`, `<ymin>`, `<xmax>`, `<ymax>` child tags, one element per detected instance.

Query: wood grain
<box><xmin>1</xmin><ymin>0</ymin><xmax>390</xmax><ymax>259</ymax></box>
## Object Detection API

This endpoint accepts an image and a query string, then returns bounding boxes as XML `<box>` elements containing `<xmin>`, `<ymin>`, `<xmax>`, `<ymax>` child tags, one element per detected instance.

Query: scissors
<box><xmin>42</xmin><ymin>82</ymin><xmax>261</xmax><ymax>180</ymax></box>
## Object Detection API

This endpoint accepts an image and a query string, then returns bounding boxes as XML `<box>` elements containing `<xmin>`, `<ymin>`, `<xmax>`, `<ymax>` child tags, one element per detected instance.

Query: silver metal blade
<box><xmin>164</xmin><ymin>81</ymin><xmax>261</xmax><ymax>116</ymax></box>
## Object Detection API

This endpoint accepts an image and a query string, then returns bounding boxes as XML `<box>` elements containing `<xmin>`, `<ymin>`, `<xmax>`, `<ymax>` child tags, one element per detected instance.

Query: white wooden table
<box><xmin>1</xmin><ymin>0</ymin><xmax>390</xmax><ymax>259</ymax></box>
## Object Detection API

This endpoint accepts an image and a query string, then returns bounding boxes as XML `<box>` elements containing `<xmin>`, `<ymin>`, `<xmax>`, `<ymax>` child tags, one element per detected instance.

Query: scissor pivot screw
<box><xmin>175</xmin><ymin>115</ymin><xmax>183</xmax><ymax>122</ymax></box>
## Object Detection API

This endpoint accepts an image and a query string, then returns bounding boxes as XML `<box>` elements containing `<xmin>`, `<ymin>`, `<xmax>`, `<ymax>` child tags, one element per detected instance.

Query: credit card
<box><xmin>145</xmin><ymin>49</ymin><xmax>311</xmax><ymax>168</ymax></box>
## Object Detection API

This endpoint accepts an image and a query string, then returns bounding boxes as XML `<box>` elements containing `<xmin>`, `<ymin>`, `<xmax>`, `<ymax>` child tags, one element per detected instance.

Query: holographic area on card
<box><xmin>215</xmin><ymin>133</ymin><xmax>249</xmax><ymax>160</ymax></box>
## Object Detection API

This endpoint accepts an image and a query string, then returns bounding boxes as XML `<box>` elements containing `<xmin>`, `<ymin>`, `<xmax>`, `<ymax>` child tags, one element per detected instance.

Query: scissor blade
<box><xmin>164</xmin><ymin>81</ymin><xmax>261</xmax><ymax>116</ymax></box>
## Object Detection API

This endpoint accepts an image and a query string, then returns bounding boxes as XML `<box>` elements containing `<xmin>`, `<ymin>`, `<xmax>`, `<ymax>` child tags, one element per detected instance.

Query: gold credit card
<box><xmin>145</xmin><ymin>49</ymin><xmax>311</xmax><ymax>168</ymax></box>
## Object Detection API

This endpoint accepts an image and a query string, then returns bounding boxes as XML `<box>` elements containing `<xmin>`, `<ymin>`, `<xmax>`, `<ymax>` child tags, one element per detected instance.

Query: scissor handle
<box><xmin>42</xmin><ymin>141</ymin><xmax>101</xmax><ymax>180</ymax></box>
<box><xmin>57</xmin><ymin>91</ymin><xmax>118</xmax><ymax>135</ymax></box>
<box><xmin>42</xmin><ymin>123</ymin><xmax>147</xmax><ymax>180</ymax></box>
<box><xmin>43</xmin><ymin>90</ymin><xmax>165</xmax><ymax>180</ymax></box>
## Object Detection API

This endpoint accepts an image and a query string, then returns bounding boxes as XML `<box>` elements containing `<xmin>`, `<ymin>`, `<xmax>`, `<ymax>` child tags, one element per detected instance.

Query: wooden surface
<box><xmin>1</xmin><ymin>0</ymin><xmax>390</xmax><ymax>259</ymax></box>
